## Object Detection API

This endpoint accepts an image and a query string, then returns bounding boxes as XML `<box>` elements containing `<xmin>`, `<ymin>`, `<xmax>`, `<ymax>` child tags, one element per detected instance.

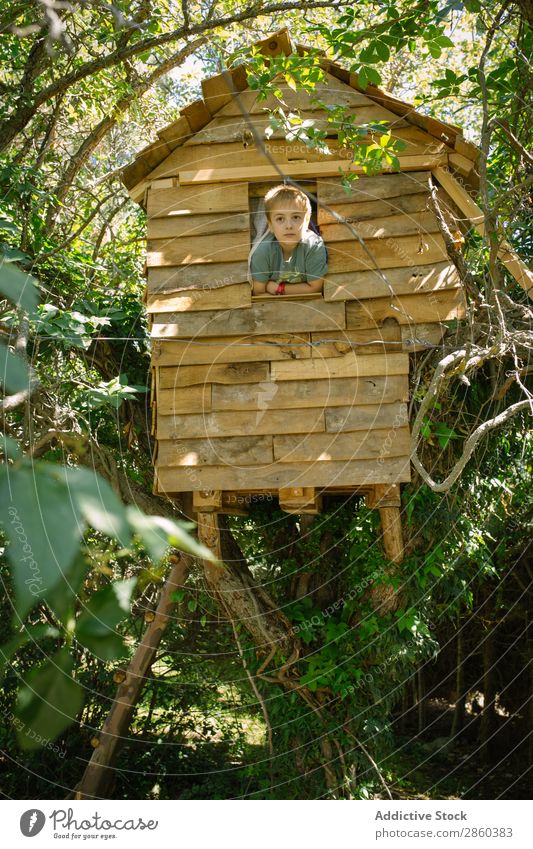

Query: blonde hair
<box><xmin>264</xmin><ymin>185</ymin><xmax>311</xmax><ymax>220</ymax></box>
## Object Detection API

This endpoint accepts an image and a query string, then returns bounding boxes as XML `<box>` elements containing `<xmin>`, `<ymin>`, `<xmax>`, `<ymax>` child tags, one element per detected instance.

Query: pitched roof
<box><xmin>121</xmin><ymin>27</ymin><xmax>479</xmax><ymax>199</ymax></box>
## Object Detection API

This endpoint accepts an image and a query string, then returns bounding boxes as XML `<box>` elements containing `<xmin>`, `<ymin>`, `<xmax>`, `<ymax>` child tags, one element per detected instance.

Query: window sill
<box><xmin>251</xmin><ymin>292</ymin><xmax>323</xmax><ymax>302</ymax></box>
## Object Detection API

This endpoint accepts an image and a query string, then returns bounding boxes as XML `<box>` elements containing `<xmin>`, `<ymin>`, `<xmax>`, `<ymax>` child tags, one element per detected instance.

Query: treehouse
<box><xmin>121</xmin><ymin>28</ymin><xmax>488</xmax><ymax>562</ymax></box>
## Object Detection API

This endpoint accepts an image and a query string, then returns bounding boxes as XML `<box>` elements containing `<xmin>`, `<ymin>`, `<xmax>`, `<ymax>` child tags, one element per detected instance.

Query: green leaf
<box><xmin>0</xmin><ymin>432</ymin><xmax>22</xmax><ymax>459</ymax></box>
<box><xmin>0</xmin><ymin>260</ymin><xmax>39</xmax><ymax>314</ymax></box>
<box><xmin>0</xmin><ymin>463</ymin><xmax>85</xmax><ymax>618</ymax></box>
<box><xmin>0</xmin><ymin>341</ymin><xmax>29</xmax><ymax>394</ymax></box>
<box><xmin>127</xmin><ymin>507</ymin><xmax>216</xmax><ymax>562</ymax></box>
<box><xmin>76</xmin><ymin>578</ymin><xmax>136</xmax><ymax>661</ymax></box>
<box><xmin>44</xmin><ymin>551</ymin><xmax>88</xmax><ymax>625</ymax></box>
<box><xmin>0</xmin><ymin>624</ymin><xmax>59</xmax><ymax>681</ymax></box>
<box><xmin>61</xmin><ymin>466</ymin><xmax>132</xmax><ymax>546</ymax></box>
<box><xmin>15</xmin><ymin>649</ymin><xmax>83</xmax><ymax>750</ymax></box>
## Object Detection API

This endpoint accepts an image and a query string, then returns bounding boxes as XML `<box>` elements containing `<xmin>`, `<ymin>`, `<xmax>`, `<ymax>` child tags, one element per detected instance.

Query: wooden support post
<box><xmin>367</xmin><ymin>484</ymin><xmax>404</xmax><ymax>564</ymax></box>
<box><xmin>75</xmin><ymin>554</ymin><xmax>191</xmax><ymax>800</ymax></box>
<box><xmin>378</xmin><ymin>506</ymin><xmax>404</xmax><ymax>564</ymax></box>
<box><xmin>279</xmin><ymin>486</ymin><xmax>322</xmax><ymax>514</ymax></box>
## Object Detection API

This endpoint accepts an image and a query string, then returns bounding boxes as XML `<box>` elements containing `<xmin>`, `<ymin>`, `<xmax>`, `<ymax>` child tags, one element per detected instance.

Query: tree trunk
<box><xmin>451</xmin><ymin>618</ymin><xmax>466</xmax><ymax>738</ymax></box>
<box><xmin>480</xmin><ymin>617</ymin><xmax>498</xmax><ymax>762</ymax></box>
<box><xmin>75</xmin><ymin>554</ymin><xmax>192</xmax><ymax>799</ymax></box>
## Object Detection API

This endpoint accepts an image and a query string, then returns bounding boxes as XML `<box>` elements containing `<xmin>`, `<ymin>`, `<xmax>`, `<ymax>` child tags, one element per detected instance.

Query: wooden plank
<box><xmin>157</xmin><ymin>407</ymin><xmax>325</xmax><ymax>440</ymax></box>
<box><xmin>158</xmin><ymin>435</ymin><xmax>273</xmax><ymax>467</ymax></box>
<box><xmin>147</xmin><ymin>262</ymin><xmax>249</xmax><ymax>292</ymax></box>
<box><xmin>151</xmin><ymin>334</ymin><xmax>312</xmax><ymax>366</ymax></box>
<box><xmin>279</xmin><ymin>486</ymin><xmax>322</xmax><ymax>515</ymax></box>
<box><xmin>454</xmin><ymin>135</ymin><xmax>479</xmax><ymax>162</ymax></box>
<box><xmin>201</xmin><ymin>65</ymin><xmax>248</xmax><ymax>114</ymax></box>
<box><xmin>320</xmin><ymin>210</ymin><xmax>440</xmax><ymax>242</ymax></box>
<box><xmin>401</xmin><ymin>323</ymin><xmax>446</xmax><ymax>351</ymax></box>
<box><xmin>211</xmin><ymin>374</ymin><xmax>408</xmax><ymax>411</ymax></box>
<box><xmin>433</xmin><ymin>166</ymin><xmax>533</xmax><ymax>297</ymax></box>
<box><xmin>317</xmin><ymin>191</ymin><xmax>430</xmax><ymax>225</ymax></box>
<box><xmin>325</xmin><ymin>401</ymin><xmax>408</xmax><ymax>433</ymax></box>
<box><xmin>311</xmin><ymin>326</ymin><xmax>403</xmax><ymax>356</ymax></box>
<box><xmin>449</xmin><ymin>151</ymin><xmax>474</xmax><ymax>177</ymax></box>
<box><xmin>184</xmin><ymin>108</ymin><xmax>410</xmax><ymax>147</ymax></box>
<box><xmin>146</xmin><ymin>283</ymin><xmax>251</xmax><ymax>313</ymax></box>
<box><xmin>271</xmin><ymin>352</ymin><xmax>409</xmax><ymax>382</ymax></box>
<box><xmin>146</xmin><ymin>182</ymin><xmax>248</xmax><ymax>218</ymax></box>
<box><xmin>147</xmin><ymin>212</ymin><xmax>249</xmax><ymax>240</ymax></box>
<box><xmin>146</xmin><ymin>142</ymin><xmax>276</xmax><ymax>181</ymax></box>
<box><xmin>150</xmin><ymin>300</ymin><xmax>346</xmax><ymax>338</ymax></box>
<box><xmin>147</xmin><ymin>282</ymin><xmax>245</xmax><ymax>310</ymax></box>
<box><xmin>155</xmin><ymin>455</ymin><xmax>411</xmax><ymax>493</ymax></box>
<box><xmin>181</xmin><ymin>99</ymin><xmax>212</xmax><ymax>132</ymax></box>
<box><xmin>179</xmin><ymin>156</ymin><xmax>446</xmax><ymax>185</ymax></box>
<box><xmin>146</xmin><ymin>231</ymin><xmax>250</xmax><ymax>267</ymax></box>
<box><xmin>157</xmin><ymin>384</ymin><xmax>211</xmax><ymax>415</ymax></box>
<box><xmin>158</xmin><ymin>361</ymin><xmax>269</xmax><ymax>388</ymax></box>
<box><xmin>239</xmin><ymin>83</ymin><xmax>404</xmax><ymax>114</ymax></box>
<box><xmin>317</xmin><ymin>171</ymin><xmax>430</xmax><ymax>205</ymax></box>
<box><xmin>327</xmin><ymin>232</ymin><xmax>448</xmax><ymax>274</ymax></box>
<box><xmin>274</xmin><ymin>427</ymin><xmax>411</xmax><ymax>463</ymax></box>
<box><xmin>156</xmin><ymin>116</ymin><xmax>192</xmax><ymax>150</ymax></box>
<box><xmin>324</xmin><ymin>261</ymin><xmax>460</xmax><ymax>301</ymax></box>
<box><xmin>345</xmin><ymin>288</ymin><xmax>465</xmax><ymax>329</ymax></box>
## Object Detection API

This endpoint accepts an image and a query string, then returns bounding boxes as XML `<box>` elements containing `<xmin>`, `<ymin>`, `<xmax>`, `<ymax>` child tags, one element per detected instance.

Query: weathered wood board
<box><xmin>158</xmin><ymin>360</ymin><xmax>269</xmax><ymax>387</ymax></box>
<box><xmin>146</xmin><ymin>183</ymin><xmax>248</xmax><ymax>218</ymax></box>
<box><xmin>270</xmin><ymin>351</ymin><xmax>409</xmax><ymax>381</ymax></box>
<box><xmin>150</xmin><ymin>300</ymin><xmax>346</xmax><ymax>338</ymax></box>
<box><xmin>320</xmin><ymin>210</ymin><xmax>440</xmax><ymax>242</ymax></box>
<box><xmin>326</xmin><ymin>233</ymin><xmax>448</xmax><ymax>274</ymax></box>
<box><xmin>146</xmin><ymin>283</ymin><xmax>251</xmax><ymax>313</ymax></box>
<box><xmin>210</xmin><ymin>374</ymin><xmax>408</xmax><ymax>411</ymax></box>
<box><xmin>325</xmin><ymin>401</ymin><xmax>408</xmax><ymax>433</ymax></box>
<box><xmin>183</xmin><ymin>107</ymin><xmax>410</xmax><ymax>146</ymax></box>
<box><xmin>151</xmin><ymin>334</ymin><xmax>313</xmax><ymax>365</ymax></box>
<box><xmin>147</xmin><ymin>262</ymin><xmax>249</xmax><ymax>292</ymax></box>
<box><xmin>324</xmin><ymin>262</ymin><xmax>460</xmax><ymax>301</ymax></box>
<box><xmin>146</xmin><ymin>231</ymin><xmax>250</xmax><ymax>267</ymax></box>
<box><xmin>317</xmin><ymin>192</ymin><xmax>430</xmax><ymax>225</ymax></box>
<box><xmin>157</xmin><ymin>407</ymin><xmax>326</xmax><ymax>439</ymax></box>
<box><xmin>310</xmin><ymin>327</ymin><xmax>403</xmax><ymax>356</ymax></box>
<box><xmin>317</xmin><ymin>171</ymin><xmax>430</xmax><ymax>205</ymax></box>
<box><xmin>158</xmin><ymin>435</ymin><xmax>274</xmax><ymax>467</ymax></box>
<box><xmin>273</xmin><ymin>426</ymin><xmax>411</xmax><ymax>462</ymax></box>
<box><xmin>155</xmin><ymin>455</ymin><xmax>411</xmax><ymax>493</ymax></box>
<box><xmin>345</xmin><ymin>288</ymin><xmax>465</xmax><ymax>328</ymax></box>
<box><xmin>147</xmin><ymin>212</ymin><xmax>249</xmax><ymax>240</ymax></box>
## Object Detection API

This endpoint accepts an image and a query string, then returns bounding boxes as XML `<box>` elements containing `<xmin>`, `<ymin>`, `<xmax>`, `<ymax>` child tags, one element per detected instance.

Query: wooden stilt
<box><xmin>367</xmin><ymin>484</ymin><xmax>404</xmax><ymax>564</ymax></box>
<box><xmin>378</xmin><ymin>506</ymin><xmax>404</xmax><ymax>564</ymax></box>
<box><xmin>75</xmin><ymin>554</ymin><xmax>191</xmax><ymax>799</ymax></box>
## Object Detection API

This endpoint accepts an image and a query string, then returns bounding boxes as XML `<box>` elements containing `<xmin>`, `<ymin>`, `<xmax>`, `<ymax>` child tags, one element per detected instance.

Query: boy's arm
<box><xmin>265</xmin><ymin>278</ymin><xmax>324</xmax><ymax>295</ymax></box>
<box><xmin>252</xmin><ymin>279</ymin><xmax>268</xmax><ymax>294</ymax></box>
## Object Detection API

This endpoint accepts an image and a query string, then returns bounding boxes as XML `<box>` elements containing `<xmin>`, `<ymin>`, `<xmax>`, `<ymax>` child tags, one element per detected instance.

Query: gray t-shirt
<box><xmin>250</xmin><ymin>230</ymin><xmax>328</xmax><ymax>284</ymax></box>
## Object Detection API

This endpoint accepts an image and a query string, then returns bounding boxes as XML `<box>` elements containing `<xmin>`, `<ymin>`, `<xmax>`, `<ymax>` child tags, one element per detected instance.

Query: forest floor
<box><xmin>385</xmin><ymin>700</ymin><xmax>530</xmax><ymax>800</ymax></box>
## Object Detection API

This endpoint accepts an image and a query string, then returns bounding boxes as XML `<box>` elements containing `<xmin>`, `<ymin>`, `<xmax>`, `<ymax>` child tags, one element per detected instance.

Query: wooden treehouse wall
<box><xmin>129</xmin><ymin>66</ymin><xmax>469</xmax><ymax>504</ymax></box>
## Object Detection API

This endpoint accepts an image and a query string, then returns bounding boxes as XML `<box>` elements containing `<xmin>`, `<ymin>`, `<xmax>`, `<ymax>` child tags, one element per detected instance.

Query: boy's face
<box><xmin>267</xmin><ymin>201</ymin><xmax>309</xmax><ymax>248</ymax></box>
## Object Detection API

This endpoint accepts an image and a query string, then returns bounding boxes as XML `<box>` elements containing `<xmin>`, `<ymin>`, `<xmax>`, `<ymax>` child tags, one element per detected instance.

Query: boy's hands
<box><xmin>266</xmin><ymin>280</ymin><xmax>282</xmax><ymax>295</ymax></box>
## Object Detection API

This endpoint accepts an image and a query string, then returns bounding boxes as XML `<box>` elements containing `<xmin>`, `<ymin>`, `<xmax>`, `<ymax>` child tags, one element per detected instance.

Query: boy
<box><xmin>250</xmin><ymin>185</ymin><xmax>328</xmax><ymax>296</ymax></box>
